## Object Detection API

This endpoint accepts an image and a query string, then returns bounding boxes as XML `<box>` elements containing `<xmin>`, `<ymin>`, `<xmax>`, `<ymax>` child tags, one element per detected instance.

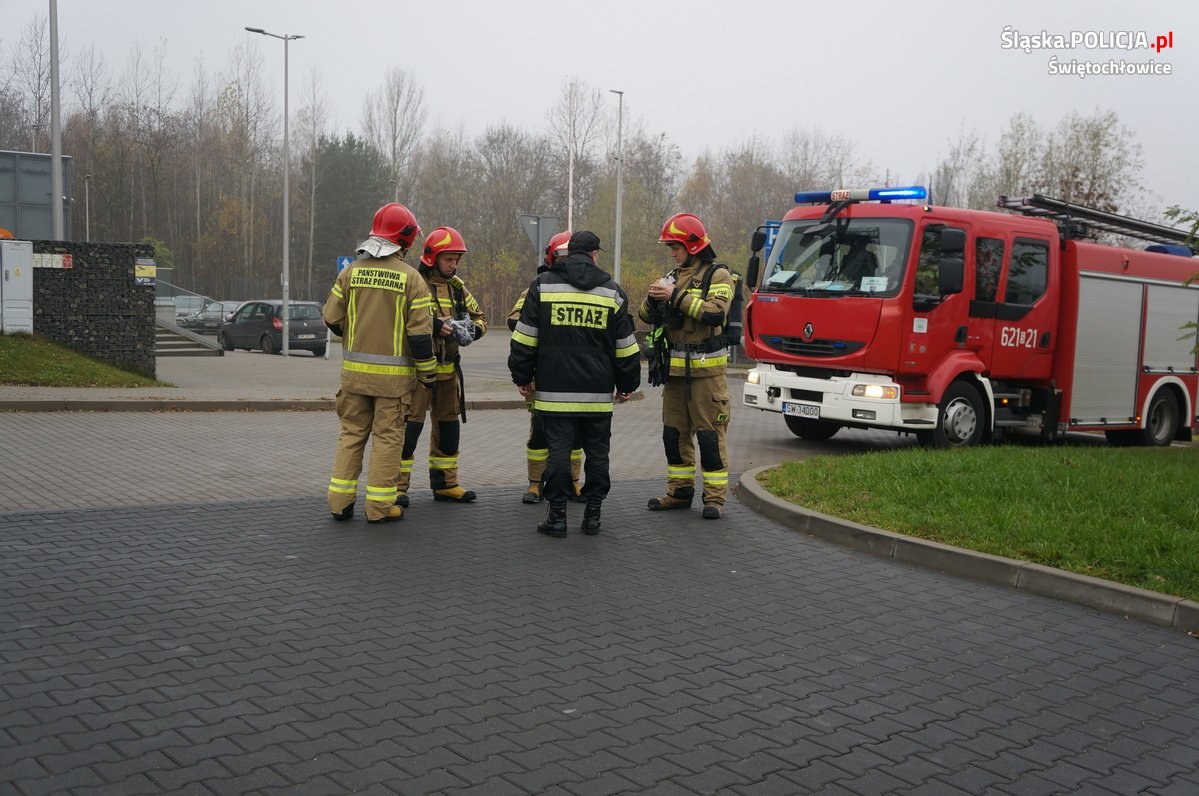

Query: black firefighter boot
<box><xmin>537</xmin><ymin>501</ymin><xmax>568</xmax><ymax>538</ymax></box>
<box><xmin>581</xmin><ymin>500</ymin><xmax>602</xmax><ymax>535</ymax></box>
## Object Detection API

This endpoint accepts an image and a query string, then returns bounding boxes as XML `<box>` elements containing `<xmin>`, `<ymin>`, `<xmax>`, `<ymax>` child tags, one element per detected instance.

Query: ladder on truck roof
<box><xmin>998</xmin><ymin>194</ymin><xmax>1196</xmax><ymax>253</ymax></box>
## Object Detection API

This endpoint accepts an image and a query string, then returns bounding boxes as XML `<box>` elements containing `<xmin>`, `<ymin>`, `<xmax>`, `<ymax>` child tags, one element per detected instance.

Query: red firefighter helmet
<box><xmin>370</xmin><ymin>203</ymin><xmax>421</xmax><ymax>249</ymax></box>
<box><xmin>420</xmin><ymin>226</ymin><xmax>468</xmax><ymax>267</ymax></box>
<box><xmin>543</xmin><ymin>230</ymin><xmax>572</xmax><ymax>267</ymax></box>
<box><xmin>659</xmin><ymin>213</ymin><xmax>711</xmax><ymax>255</ymax></box>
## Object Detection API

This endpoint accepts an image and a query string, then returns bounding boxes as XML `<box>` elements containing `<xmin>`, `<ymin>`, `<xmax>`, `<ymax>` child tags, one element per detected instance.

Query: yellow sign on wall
<box><xmin>135</xmin><ymin>258</ymin><xmax>157</xmax><ymax>286</ymax></box>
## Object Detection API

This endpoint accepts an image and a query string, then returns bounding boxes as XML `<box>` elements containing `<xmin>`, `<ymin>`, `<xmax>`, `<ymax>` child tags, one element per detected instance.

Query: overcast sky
<box><xmin>9</xmin><ymin>0</ymin><xmax>1197</xmax><ymax>216</ymax></box>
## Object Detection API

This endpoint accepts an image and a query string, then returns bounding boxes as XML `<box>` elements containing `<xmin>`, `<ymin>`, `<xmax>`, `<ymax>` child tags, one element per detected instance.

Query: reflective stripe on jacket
<box><xmin>638</xmin><ymin>260</ymin><xmax>733</xmax><ymax>378</ymax></box>
<box><xmin>509</xmin><ymin>253</ymin><xmax>641</xmax><ymax>415</ymax></box>
<box><xmin>324</xmin><ymin>253</ymin><xmax>436</xmax><ymax>397</ymax></box>
<box><xmin>425</xmin><ymin>271</ymin><xmax>488</xmax><ymax>381</ymax></box>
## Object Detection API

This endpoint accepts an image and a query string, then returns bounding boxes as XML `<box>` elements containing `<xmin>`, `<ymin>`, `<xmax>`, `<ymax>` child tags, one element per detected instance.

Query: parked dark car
<box><xmin>187</xmin><ymin>300</ymin><xmax>242</xmax><ymax>333</ymax></box>
<box><xmin>218</xmin><ymin>300</ymin><xmax>328</xmax><ymax>356</ymax></box>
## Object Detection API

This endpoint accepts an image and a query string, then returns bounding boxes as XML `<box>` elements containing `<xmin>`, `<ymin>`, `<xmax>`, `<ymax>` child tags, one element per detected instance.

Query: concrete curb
<box><xmin>0</xmin><ymin>398</ymin><xmax>522</xmax><ymax>412</ymax></box>
<box><xmin>0</xmin><ymin>393</ymin><xmax>646</xmax><ymax>413</ymax></box>
<box><xmin>738</xmin><ymin>465</ymin><xmax>1199</xmax><ymax>635</ymax></box>
<box><xmin>0</xmin><ymin>400</ymin><xmax>337</xmax><ymax>412</ymax></box>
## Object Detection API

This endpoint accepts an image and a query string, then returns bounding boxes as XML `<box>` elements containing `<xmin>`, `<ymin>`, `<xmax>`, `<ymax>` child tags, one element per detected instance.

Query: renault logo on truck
<box><xmin>803</xmin><ymin>322</ymin><xmax>814</xmax><ymax>340</ymax></box>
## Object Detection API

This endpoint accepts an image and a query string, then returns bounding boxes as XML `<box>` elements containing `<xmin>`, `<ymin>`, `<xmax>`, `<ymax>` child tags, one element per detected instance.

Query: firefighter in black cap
<box><xmin>509</xmin><ymin>231</ymin><xmax>641</xmax><ymax>538</ymax></box>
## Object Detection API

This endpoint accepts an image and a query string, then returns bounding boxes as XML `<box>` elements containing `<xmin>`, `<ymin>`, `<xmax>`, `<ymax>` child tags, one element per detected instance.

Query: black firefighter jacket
<box><xmin>508</xmin><ymin>252</ymin><xmax>641</xmax><ymax>414</ymax></box>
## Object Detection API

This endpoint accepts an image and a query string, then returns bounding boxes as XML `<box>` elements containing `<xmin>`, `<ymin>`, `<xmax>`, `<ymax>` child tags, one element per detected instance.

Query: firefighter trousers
<box><xmin>397</xmin><ymin>378</ymin><xmax>463</xmax><ymax>494</ymax></box>
<box><xmin>541</xmin><ymin>414</ymin><xmax>611</xmax><ymax>507</ymax></box>
<box><xmin>526</xmin><ymin>403</ymin><xmax>583</xmax><ymax>485</ymax></box>
<box><xmin>328</xmin><ymin>389</ymin><xmax>411</xmax><ymax>522</ymax></box>
<box><xmin>661</xmin><ymin>375</ymin><xmax>731</xmax><ymax>506</ymax></box>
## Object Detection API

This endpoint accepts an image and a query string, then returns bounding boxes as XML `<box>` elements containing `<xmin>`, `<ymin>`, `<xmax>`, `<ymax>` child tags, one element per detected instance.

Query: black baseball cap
<box><xmin>567</xmin><ymin>230</ymin><xmax>604</xmax><ymax>253</ymax></box>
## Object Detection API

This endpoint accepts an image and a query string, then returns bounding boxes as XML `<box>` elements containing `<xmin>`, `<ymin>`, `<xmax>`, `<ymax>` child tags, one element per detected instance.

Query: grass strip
<box><xmin>759</xmin><ymin>445</ymin><xmax>1199</xmax><ymax>601</ymax></box>
<box><xmin>0</xmin><ymin>332</ymin><xmax>163</xmax><ymax>387</ymax></box>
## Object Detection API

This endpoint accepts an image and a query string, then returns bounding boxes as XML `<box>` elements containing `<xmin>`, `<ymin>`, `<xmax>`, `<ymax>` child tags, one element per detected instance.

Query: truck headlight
<box><xmin>747</xmin><ymin>370</ymin><xmax>761</xmax><ymax>385</ymax></box>
<box><xmin>852</xmin><ymin>384</ymin><xmax>898</xmax><ymax>400</ymax></box>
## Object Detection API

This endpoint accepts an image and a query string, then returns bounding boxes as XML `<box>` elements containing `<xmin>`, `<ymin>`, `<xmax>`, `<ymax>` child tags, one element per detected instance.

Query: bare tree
<box><xmin>777</xmin><ymin>127</ymin><xmax>862</xmax><ymax>189</ymax></box>
<box><xmin>463</xmin><ymin>123</ymin><xmax>556</xmax><ymax>320</ymax></box>
<box><xmin>0</xmin><ymin>84</ymin><xmax>26</xmax><ymax>151</ymax></box>
<box><xmin>931</xmin><ymin>126</ymin><xmax>995</xmax><ymax>209</ymax></box>
<box><xmin>546</xmin><ymin>78</ymin><xmax>607</xmax><ymax>228</ymax></box>
<box><xmin>676</xmin><ymin>137</ymin><xmax>790</xmax><ymax>262</ymax></box>
<box><xmin>213</xmin><ymin>42</ymin><xmax>272</xmax><ymax>296</ymax></box>
<box><xmin>142</xmin><ymin>39</ymin><xmax>179</xmax><ymax>239</ymax></box>
<box><xmin>6</xmin><ymin>14</ymin><xmax>53</xmax><ymax>151</ymax></box>
<box><xmin>410</xmin><ymin>124</ymin><xmax>476</xmax><ymax>230</ymax></box>
<box><xmin>117</xmin><ymin>43</ymin><xmax>153</xmax><ymax>239</ymax></box>
<box><xmin>624</xmin><ymin>128</ymin><xmax>681</xmax><ymax>227</ymax></box>
<box><xmin>361</xmin><ymin>67</ymin><xmax>426</xmax><ymax>201</ymax></box>
<box><xmin>184</xmin><ymin>56</ymin><xmax>216</xmax><ymax>290</ymax></box>
<box><xmin>295</xmin><ymin>67</ymin><xmax>329</xmax><ymax>299</ymax></box>
<box><xmin>1037</xmin><ymin>110</ymin><xmax>1143</xmax><ymax>211</ymax></box>
<box><xmin>992</xmin><ymin>112</ymin><xmax>1043</xmax><ymax>199</ymax></box>
<box><xmin>70</xmin><ymin>44</ymin><xmax>113</xmax><ymax>125</ymax></box>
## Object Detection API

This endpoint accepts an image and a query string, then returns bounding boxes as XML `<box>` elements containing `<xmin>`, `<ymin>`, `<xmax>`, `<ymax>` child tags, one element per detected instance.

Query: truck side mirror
<box><xmin>750</xmin><ymin>229</ymin><xmax>767</xmax><ymax>254</ymax></box>
<box><xmin>939</xmin><ymin>257</ymin><xmax>964</xmax><ymax>295</ymax></box>
<box><xmin>940</xmin><ymin>228</ymin><xmax>966</xmax><ymax>256</ymax></box>
<box><xmin>746</xmin><ymin>254</ymin><xmax>760</xmax><ymax>290</ymax></box>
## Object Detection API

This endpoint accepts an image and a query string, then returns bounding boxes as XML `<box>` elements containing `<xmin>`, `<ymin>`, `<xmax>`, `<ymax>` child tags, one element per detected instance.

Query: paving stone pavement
<box><xmin>2</xmin><ymin>488</ymin><xmax>1198</xmax><ymax>795</ymax></box>
<box><xmin>3</xmin><ymin>333</ymin><xmax>1198</xmax><ymax>794</ymax></box>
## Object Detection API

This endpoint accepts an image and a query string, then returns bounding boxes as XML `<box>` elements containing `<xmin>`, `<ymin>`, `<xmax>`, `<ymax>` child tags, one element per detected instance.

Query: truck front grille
<box><xmin>766</xmin><ymin>337</ymin><xmax>864</xmax><ymax>358</ymax></box>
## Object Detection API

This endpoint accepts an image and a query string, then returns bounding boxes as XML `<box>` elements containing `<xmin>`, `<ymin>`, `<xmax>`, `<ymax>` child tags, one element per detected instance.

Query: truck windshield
<box><xmin>761</xmin><ymin>218</ymin><xmax>913</xmax><ymax>297</ymax></box>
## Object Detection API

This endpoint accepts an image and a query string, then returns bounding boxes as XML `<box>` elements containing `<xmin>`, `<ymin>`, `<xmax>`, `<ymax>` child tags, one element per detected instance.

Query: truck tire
<box><xmin>783</xmin><ymin>416</ymin><xmax>841</xmax><ymax>441</ymax></box>
<box><xmin>1140</xmin><ymin>389</ymin><xmax>1179</xmax><ymax>447</ymax></box>
<box><xmin>918</xmin><ymin>381</ymin><xmax>986</xmax><ymax>448</ymax></box>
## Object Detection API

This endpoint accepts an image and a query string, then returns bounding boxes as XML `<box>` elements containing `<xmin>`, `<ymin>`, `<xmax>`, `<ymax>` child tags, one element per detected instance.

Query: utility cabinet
<box><xmin>0</xmin><ymin>239</ymin><xmax>34</xmax><ymax>334</ymax></box>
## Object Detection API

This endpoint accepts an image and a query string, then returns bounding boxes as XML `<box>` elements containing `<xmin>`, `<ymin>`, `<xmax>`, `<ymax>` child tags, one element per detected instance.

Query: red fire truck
<box><xmin>741</xmin><ymin>187</ymin><xmax>1199</xmax><ymax>447</ymax></box>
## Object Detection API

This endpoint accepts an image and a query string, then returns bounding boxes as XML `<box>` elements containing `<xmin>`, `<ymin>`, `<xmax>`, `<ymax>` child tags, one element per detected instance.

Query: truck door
<box><xmin>988</xmin><ymin>237</ymin><xmax>1056</xmax><ymax>381</ymax></box>
<box><xmin>964</xmin><ymin>236</ymin><xmax>1004</xmax><ymax>365</ymax></box>
<box><xmin>898</xmin><ymin>224</ymin><xmax>971</xmax><ymax>378</ymax></box>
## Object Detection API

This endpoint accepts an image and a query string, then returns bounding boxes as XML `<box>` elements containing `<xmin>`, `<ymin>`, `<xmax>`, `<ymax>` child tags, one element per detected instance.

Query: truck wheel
<box><xmin>783</xmin><ymin>416</ymin><xmax>841</xmax><ymax>441</ymax></box>
<box><xmin>918</xmin><ymin>381</ymin><xmax>985</xmax><ymax>448</ymax></box>
<box><xmin>1139</xmin><ymin>389</ymin><xmax>1179</xmax><ymax>447</ymax></box>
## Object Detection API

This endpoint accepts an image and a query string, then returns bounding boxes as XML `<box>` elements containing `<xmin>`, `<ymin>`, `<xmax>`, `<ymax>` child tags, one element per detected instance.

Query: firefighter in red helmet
<box><xmin>394</xmin><ymin>226</ymin><xmax>488</xmax><ymax>505</ymax></box>
<box><xmin>639</xmin><ymin>213</ymin><xmax>734</xmax><ymax>519</ymax></box>
<box><xmin>324</xmin><ymin>202</ymin><xmax>436</xmax><ymax>523</ymax></box>
<box><xmin>507</xmin><ymin>230</ymin><xmax>584</xmax><ymax>504</ymax></box>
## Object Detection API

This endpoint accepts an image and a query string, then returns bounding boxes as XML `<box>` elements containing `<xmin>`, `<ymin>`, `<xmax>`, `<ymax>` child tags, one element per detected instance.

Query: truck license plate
<box><xmin>782</xmin><ymin>401</ymin><xmax>820</xmax><ymax>419</ymax></box>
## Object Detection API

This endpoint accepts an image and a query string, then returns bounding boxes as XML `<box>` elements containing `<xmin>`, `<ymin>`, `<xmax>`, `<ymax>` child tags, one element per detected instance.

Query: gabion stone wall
<box><xmin>31</xmin><ymin>241</ymin><xmax>157</xmax><ymax>378</ymax></box>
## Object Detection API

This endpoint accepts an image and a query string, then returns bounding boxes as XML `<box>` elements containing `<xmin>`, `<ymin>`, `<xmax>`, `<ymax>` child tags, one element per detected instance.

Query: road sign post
<box><xmin>518</xmin><ymin>214</ymin><xmax>559</xmax><ymax>268</ymax></box>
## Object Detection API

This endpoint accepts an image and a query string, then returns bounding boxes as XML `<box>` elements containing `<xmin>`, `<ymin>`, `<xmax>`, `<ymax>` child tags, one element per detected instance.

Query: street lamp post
<box><xmin>609</xmin><ymin>89</ymin><xmax>624</xmax><ymax>284</ymax></box>
<box><xmin>84</xmin><ymin>174</ymin><xmax>91</xmax><ymax>241</ymax></box>
<box><xmin>246</xmin><ymin>26</ymin><xmax>304</xmax><ymax>356</ymax></box>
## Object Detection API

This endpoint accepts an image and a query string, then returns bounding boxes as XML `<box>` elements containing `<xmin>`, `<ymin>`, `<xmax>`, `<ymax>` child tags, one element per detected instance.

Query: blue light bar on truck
<box><xmin>793</xmin><ymin>185</ymin><xmax>928</xmax><ymax>204</ymax></box>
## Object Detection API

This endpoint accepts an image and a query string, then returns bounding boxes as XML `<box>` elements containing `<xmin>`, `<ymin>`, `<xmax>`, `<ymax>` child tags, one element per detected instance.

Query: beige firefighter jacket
<box><xmin>424</xmin><ymin>269</ymin><xmax>487</xmax><ymax>382</ymax></box>
<box><xmin>638</xmin><ymin>260</ymin><xmax>734</xmax><ymax>379</ymax></box>
<box><xmin>324</xmin><ymin>253</ymin><xmax>437</xmax><ymax>397</ymax></box>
